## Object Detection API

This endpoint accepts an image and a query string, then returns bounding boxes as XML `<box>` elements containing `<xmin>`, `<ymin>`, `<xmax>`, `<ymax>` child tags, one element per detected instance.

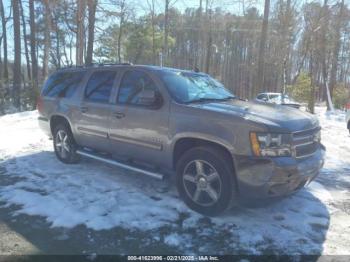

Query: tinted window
<box><xmin>42</xmin><ymin>71</ymin><xmax>85</xmax><ymax>98</ymax></box>
<box><xmin>117</xmin><ymin>71</ymin><xmax>159</xmax><ymax>105</ymax></box>
<box><xmin>257</xmin><ymin>94</ymin><xmax>268</xmax><ymax>100</ymax></box>
<box><xmin>85</xmin><ymin>70</ymin><xmax>117</xmax><ymax>103</ymax></box>
<box><xmin>269</xmin><ymin>94</ymin><xmax>280</xmax><ymax>99</ymax></box>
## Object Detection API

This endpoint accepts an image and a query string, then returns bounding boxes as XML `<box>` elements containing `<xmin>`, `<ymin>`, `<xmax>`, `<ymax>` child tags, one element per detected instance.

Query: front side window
<box><xmin>42</xmin><ymin>71</ymin><xmax>86</xmax><ymax>98</ymax></box>
<box><xmin>117</xmin><ymin>70</ymin><xmax>159</xmax><ymax>105</ymax></box>
<box><xmin>257</xmin><ymin>94</ymin><xmax>268</xmax><ymax>100</ymax></box>
<box><xmin>84</xmin><ymin>70</ymin><xmax>117</xmax><ymax>103</ymax></box>
<box><xmin>160</xmin><ymin>71</ymin><xmax>234</xmax><ymax>103</ymax></box>
<box><xmin>269</xmin><ymin>94</ymin><xmax>280</xmax><ymax>100</ymax></box>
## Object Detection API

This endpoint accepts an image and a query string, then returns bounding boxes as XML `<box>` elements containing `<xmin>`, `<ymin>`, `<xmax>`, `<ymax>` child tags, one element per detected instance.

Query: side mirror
<box><xmin>138</xmin><ymin>90</ymin><xmax>158</xmax><ymax>106</ymax></box>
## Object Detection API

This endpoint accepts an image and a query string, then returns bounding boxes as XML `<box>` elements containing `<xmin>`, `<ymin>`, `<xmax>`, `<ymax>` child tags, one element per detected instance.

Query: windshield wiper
<box><xmin>186</xmin><ymin>96</ymin><xmax>236</xmax><ymax>104</ymax></box>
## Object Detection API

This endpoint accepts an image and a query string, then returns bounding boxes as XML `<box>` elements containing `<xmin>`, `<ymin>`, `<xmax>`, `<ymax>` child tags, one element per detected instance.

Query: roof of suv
<box><xmin>55</xmin><ymin>64</ymin><xmax>208</xmax><ymax>76</ymax></box>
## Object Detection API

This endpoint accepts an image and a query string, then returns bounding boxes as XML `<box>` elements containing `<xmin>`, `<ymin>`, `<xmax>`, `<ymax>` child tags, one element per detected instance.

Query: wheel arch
<box><xmin>50</xmin><ymin>114</ymin><xmax>73</xmax><ymax>136</ymax></box>
<box><xmin>172</xmin><ymin>137</ymin><xmax>238</xmax><ymax>190</ymax></box>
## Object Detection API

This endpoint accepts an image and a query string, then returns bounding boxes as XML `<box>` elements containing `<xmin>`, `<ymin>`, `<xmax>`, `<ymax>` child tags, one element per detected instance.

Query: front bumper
<box><xmin>235</xmin><ymin>145</ymin><xmax>325</xmax><ymax>199</ymax></box>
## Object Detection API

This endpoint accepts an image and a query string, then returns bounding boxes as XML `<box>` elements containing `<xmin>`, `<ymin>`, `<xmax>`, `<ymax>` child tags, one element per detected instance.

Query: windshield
<box><xmin>269</xmin><ymin>94</ymin><xmax>295</xmax><ymax>104</ymax></box>
<box><xmin>161</xmin><ymin>71</ymin><xmax>234</xmax><ymax>103</ymax></box>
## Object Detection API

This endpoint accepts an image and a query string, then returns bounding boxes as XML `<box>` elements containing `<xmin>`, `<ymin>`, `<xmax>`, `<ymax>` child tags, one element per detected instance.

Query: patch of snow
<box><xmin>0</xmin><ymin>108</ymin><xmax>349</xmax><ymax>254</ymax></box>
<box><xmin>164</xmin><ymin>233</ymin><xmax>181</xmax><ymax>246</ymax></box>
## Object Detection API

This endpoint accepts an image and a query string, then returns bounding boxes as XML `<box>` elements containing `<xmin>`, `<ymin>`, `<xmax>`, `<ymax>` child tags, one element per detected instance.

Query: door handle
<box><xmin>80</xmin><ymin>106</ymin><xmax>88</xmax><ymax>113</ymax></box>
<box><xmin>113</xmin><ymin>112</ymin><xmax>125</xmax><ymax>119</ymax></box>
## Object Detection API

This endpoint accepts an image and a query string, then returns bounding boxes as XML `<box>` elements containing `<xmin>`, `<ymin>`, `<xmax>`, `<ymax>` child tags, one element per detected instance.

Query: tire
<box><xmin>53</xmin><ymin>123</ymin><xmax>80</xmax><ymax>164</ymax></box>
<box><xmin>176</xmin><ymin>146</ymin><xmax>236</xmax><ymax>216</ymax></box>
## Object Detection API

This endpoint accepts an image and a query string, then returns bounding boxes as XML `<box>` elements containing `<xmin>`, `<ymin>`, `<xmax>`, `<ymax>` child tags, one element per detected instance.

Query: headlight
<box><xmin>250</xmin><ymin>132</ymin><xmax>292</xmax><ymax>157</ymax></box>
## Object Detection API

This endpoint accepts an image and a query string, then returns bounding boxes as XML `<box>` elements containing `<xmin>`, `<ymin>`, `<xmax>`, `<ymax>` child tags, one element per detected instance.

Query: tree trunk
<box><xmin>117</xmin><ymin>16</ymin><xmax>124</xmax><ymax>63</ymax></box>
<box><xmin>163</xmin><ymin>0</ymin><xmax>169</xmax><ymax>65</ymax></box>
<box><xmin>205</xmin><ymin>22</ymin><xmax>212</xmax><ymax>73</ymax></box>
<box><xmin>281</xmin><ymin>0</ymin><xmax>291</xmax><ymax>87</ymax></box>
<box><xmin>194</xmin><ymin>0</ymin><xmax>202</xmax><ymax>69</ymax></box>
<box><xmin>19</xmin><ymin>0</ymin><xmax>31</xmax><ymax>80</ymax></box>
<box><xmin>254</xmin><ymin>0</ymin><xmax>270</xmax><ymax>97</ymax></box>
<box><xmin>42</xmin><ymin>0</ymin><xmax>51</xmax><ymax>80</ymax></box>
<box><xmin>117</xmin><ymin>0</ymin><xmax>125</xmax><ymax>63</ymax></box>
<box><xmin>204</xmin><ymin>2</ymin><xmax>211</xmax><ymax>74</ymax></box>
<box><xmin>319</xmin><ymin>0</ymin><xmax>333</xmax><ymax>110</ymax></box>
<box><xmin>149</xmin><ymin>0</ymin><xmax>156</xmax><ymax>64</ymax></box>
<box><xmin>0</xmin><ymin>0</ymin><xmax>8</xmax><ymax>82</ymax></box>
<box><xmin>55</xmin><ymin>21</ymin><xmax>61</xmax><ymax>68</ymax></box>
<box><xmin>309</xmin><ymin>52</ymin><xmax>315</xmax><ymax>114</ymax></box>
<box><xmin>76</xmin><ymin>0</ymin><xmax>86</xmax><ymax>65</ymax></box>
<box><xmin>86</xmin><ymin>0</ymin><xmax>97</xmax><ymax>65</ymax></box>
<box><xmin>29</xmin><ymin>0</ymin><xmax>38</xmax><ymax>94</ymax></box>
<box><xmin>12</xmin><ymin>0</ymin><xmax>21</xmax><ymax>109</ymax></box>
<box><xmin>328</xmin><ymin>0</ymin><xmax>345</xmax><ymax>108</ymax></box>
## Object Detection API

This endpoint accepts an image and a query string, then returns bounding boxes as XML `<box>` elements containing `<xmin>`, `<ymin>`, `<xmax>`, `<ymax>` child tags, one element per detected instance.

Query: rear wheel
<box><xmin>176</xmin><ymin>146</ymin><xmax>236</xmax><ymax>216</ymax></box>
<box><xmin>53</xmin><ymin>124</ymin><xmax>80</xmax><ymax>164</ymax></box>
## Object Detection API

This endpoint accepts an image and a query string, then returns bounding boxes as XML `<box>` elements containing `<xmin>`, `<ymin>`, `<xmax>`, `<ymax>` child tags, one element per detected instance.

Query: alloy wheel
<box><xmin>55</xmin><ymin>130</ymin><xmax>71</xmax><ymax>159</ymax></box>
<box><xmin>182</xmin><ymin>160</ymin><xmax>222</xmax><ymax>206</ymax></box>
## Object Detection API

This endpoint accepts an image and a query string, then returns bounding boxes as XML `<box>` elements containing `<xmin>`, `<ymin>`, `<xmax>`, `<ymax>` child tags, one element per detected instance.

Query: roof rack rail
<box><xmin>59</xmin><ymin>64</ymin><xmax>89</xmax><ymax>69</ymax></box>
<box><xmin>58</xmin><ymin>62</ymin><xmax>133</xmax><ymax>70</ymax></box>
<box><xmin>98</xmin><ymin>62</ymin><xmax>133</xmax><ymax>66</ymax></box>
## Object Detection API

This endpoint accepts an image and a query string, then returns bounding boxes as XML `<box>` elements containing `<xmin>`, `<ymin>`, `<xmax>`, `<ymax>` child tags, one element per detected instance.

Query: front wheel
<box><xmin>53</xmin><ymin>124</ymin><xmax>80</xmax><ymax>164</ymax></box>
<box><xmin>176</xmin><ymin>146</ymin><xmax>236</xmax><ymax>216</ymax></box>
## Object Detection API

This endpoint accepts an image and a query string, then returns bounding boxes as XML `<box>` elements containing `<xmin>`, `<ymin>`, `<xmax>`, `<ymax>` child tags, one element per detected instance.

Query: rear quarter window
<box><xmin>41</xmin><ymin>70</ymin><xmax>86</xmax><ymax>98</ymax></box>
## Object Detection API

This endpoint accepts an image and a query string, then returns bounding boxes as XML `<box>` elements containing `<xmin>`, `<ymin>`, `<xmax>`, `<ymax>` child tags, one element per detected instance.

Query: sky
<box><xmin>1</xmin><ymin>0</ymin><xmax>260</xmax><ymax>61</ymax></box>
<box><xmin>0</xmin><ymin>0</ymin><xmax>320</xmax><ymax>63</ymax></box>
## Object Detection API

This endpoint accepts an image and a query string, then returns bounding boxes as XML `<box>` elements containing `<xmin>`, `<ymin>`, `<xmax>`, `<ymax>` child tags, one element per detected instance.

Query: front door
<box><xmin>74</xmin><ymin>69</ymin><xmax>118</xmax><ymax>151</ymax></box>
<box><xmin>108</xmin><ymin>69</ymin><xmax>170</xmax><ymax>167</ymax></box>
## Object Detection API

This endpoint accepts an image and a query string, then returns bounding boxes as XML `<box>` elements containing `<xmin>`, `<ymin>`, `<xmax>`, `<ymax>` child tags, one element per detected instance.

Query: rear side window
<box><xmin>117</xmin><ymin>70</ymin><xmax>158</xmax><ymax>105</ymax></box>
<box><xmin>42</xmin><ymin>71</ymin><xmax>86</xmax><ymax>98</ymax></box>
<box><xmin>84</xmin><ymin>70</ymin><xmax>117</xmax><ymax>103</ymax></box>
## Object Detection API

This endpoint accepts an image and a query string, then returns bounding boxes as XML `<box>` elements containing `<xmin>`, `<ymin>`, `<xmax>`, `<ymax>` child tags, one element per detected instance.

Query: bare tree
<box><xmin>42</xmin><ymin>0</ymin><xmax>52</xmax><ymax>79</ymax></box>
<box><xmin>76</xmin><ymin>0</ymin><xmax>86</xmax><ymax>65</ymax></box>
<box><xmin>12</xmin><ymin>0</ymin><xmax>21</xmax><ymax>109</ymax></box>
<box><xmin>328</xmin><ymin>0</ymin><xmax>345</xmax><ymax>108</ymax></box>
<box><xmin>86</xmin><ymin>0</ymin><xmax>97</xmax><ymax>65</ymax></box>
<box><xmin>163</xmin><ymin>0</ymin><xmax>169</xmax><ymax>65</ymax></box>
<box><xmin>194</xmin><ymin>0</ymin><xmax>202</xmax><ymax>69</ymax></box>
<box><xmin>254</xmin><ymin>0</ymin><xmax>270</xmax><ymax>97</ymax></box>
<box><xmin>146</xmin><ymin>0</ymin><xmax>157</xmax><ymax>64</ymax></box>
<box><xmin>205</xmin><ymin>7</ymin><xmax>212</xmax><ymax>74</ymax></box>
<box><xmin>319</xmin><ymin>0</ymin><xmax>333</xmax><ymax>110</ymax></box>
<box><xmin>29</xmin><ymin>0</ymin><xmax>38</xmax><ymax>92</ymax></box>
<box><xmin>0</xmin><ymin>0</ymin><xmax>8</xmax><ymax>82</ymax></box>
<box><xmin>19</xmin><ymin>0</ymin><xmax>31</xmax><ymax>80</ymax></box>
<box><xmin>117</xmin><ymin>0</ymin><xmax>127</xmax><ymax>63</ymax></box>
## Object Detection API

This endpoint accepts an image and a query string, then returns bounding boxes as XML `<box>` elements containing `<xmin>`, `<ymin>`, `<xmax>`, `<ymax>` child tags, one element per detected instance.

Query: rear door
<box><xmin>73</xmin><ymin>69</ymin><xmax>118</xmax><ymax>151</ymax></box>
<box><xmin>108</xmin><ymin>69</ymin><xmax>170</xmax><ymax>167</ymax></box>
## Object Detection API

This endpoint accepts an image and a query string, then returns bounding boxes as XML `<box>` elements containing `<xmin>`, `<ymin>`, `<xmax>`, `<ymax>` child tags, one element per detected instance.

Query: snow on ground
<box><xmin>0</xmin><ymin>107</ymin><xmax>349</xmax><ymax>255</ymax></box>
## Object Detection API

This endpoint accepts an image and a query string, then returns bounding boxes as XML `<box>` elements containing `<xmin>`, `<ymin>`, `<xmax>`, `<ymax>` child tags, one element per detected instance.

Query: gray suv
<box><xmin>38</xmin><ymin>64</ymin><xmax>325</xmax><ymax>216</ymax></box>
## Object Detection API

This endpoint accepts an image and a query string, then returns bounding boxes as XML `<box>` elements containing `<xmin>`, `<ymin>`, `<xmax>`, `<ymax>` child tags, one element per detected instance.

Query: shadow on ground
<box><xmin>0</xmin><ymin>152</ymin><xmax>330</xmax><ymax>256</ymax></box>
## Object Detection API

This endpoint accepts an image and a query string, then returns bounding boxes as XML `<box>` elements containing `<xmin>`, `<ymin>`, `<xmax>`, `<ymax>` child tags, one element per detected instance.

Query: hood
<box><xmin>189</xmin><ymin>99</ymin><xmax>319</xmax><ymax>133</ymax></box>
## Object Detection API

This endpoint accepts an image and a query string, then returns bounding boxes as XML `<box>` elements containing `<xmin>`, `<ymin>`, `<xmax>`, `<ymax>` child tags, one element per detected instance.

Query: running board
<box><xmin>76</xmin><ymin>149</ymin><xmax>164</xmax><ymax>180</ymax></box>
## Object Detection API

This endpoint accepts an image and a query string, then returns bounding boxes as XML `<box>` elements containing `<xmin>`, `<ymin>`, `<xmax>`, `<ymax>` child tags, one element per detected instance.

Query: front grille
<box><xmin>292</xmin><ymin>127</ymin><xmax>321</xmax><ymax>158</ymax></box>
<box><xmin>295</xmin><ymin>142</ymin><xmax>319</xmax><ymax>158</ymax></box>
